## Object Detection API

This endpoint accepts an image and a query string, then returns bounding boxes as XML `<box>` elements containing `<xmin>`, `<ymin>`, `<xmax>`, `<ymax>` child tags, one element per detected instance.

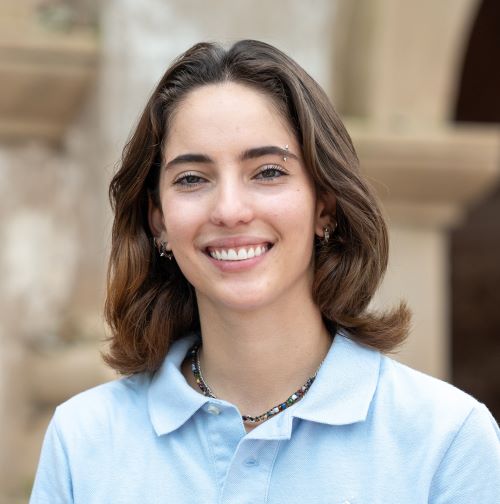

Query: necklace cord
<box><xmin>189</xmin><ymin>343</ymin><xmax>324</xmax><ymax>424</ymax></box>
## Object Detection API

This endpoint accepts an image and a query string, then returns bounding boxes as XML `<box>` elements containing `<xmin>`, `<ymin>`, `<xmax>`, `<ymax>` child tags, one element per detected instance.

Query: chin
<box><xmin>199</xmin><ymin>287</ymin><xmax>277</xmax><ymax>313</ymax></box>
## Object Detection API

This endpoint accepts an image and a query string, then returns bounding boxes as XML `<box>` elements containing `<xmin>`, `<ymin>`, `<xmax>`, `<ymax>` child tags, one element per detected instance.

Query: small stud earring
<box><xmin>283</xmin><ymin>144</ymin><xmax>289</xmax><ymax>162</ymax></box>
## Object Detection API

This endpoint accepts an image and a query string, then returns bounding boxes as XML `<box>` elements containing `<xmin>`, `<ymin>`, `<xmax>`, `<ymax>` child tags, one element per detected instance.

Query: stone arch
<box><xmin>451</xmin><ymin>0</ymin><xmax>500</xmax><ymax>420</ymax></box>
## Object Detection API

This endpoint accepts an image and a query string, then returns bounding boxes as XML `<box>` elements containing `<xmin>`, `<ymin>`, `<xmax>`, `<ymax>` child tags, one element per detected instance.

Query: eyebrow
<box><xmin>164</xmin><ymin>145</ymin><xmax>298</xmax><ymax>169</ymax></box>
<box><xmin>240</xmin><ymin>145</ymin><xmax>298</xmax><ymax>161</ymax></box>
<box><xmin>164</xmin><ymin>153</ymin><xmax>212</xmax><ymax>169</ymax></box>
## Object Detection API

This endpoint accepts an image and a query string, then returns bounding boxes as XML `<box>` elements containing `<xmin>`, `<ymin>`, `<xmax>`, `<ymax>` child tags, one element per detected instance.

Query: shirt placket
<box><xmin>203</xmin><ymin>399</ymin><xmax>282</xmax><ymax>504</ymax></box>
<box><xmin>219</xmin><ymin>438</ymin><xmax>280</xmax><ymax>504</ymax></box>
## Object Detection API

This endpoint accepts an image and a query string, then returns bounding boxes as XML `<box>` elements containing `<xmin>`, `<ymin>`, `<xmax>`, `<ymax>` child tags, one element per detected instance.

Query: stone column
<box><xmin>333</xmin><ymin>0</ymin><xmax>500</xmax><ymax>379</ymax></box>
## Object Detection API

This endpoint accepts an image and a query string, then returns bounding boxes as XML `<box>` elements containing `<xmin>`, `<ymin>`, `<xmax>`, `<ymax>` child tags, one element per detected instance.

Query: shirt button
<box><xmin>244</xmin><ymin>457</ymin><xmax>259</xmax><ymax>467</ymax></box>
<box><xmin>206</xmin><ymin>404</ymin><xmax>221</xmax><ymax>415</ymax></box>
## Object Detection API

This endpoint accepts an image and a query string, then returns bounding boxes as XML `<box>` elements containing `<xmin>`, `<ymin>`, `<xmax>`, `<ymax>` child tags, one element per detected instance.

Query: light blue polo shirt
<box><xmin>30</xmin><ymin>331</ymin><xmax>500</xmax><ymax>503</ymax></box>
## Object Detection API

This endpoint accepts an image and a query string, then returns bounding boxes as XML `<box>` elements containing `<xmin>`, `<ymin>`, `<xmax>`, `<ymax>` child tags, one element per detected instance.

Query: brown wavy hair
<box><xmin>104</xmin><ymin>39</ymin><xmax>411</xmax><ymax>375</ymax></box>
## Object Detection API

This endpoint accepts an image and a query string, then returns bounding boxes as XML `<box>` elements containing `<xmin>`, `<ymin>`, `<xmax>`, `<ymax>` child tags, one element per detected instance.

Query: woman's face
<box><xmin>150</xmin><ymin>82</ymin><xmax>329</xmax><ymax>313</ymax></box>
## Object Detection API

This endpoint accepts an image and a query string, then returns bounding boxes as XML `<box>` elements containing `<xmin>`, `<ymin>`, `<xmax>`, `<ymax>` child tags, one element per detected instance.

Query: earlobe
<box><xmin>314</xmin><ymin>192</ymin><xmax>336</xmax><ymax>237</ymax></box>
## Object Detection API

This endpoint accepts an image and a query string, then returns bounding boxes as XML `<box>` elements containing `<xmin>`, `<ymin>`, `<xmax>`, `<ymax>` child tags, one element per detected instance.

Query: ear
<box><xmin>314</xmin><ymin>191</ymin><xmax>336</xmax><ymax>237</ymax></box>
<box><xmin>148</xmin><ymin>193</ymin><xmax>166</xmax><ymax>239</ymax></box>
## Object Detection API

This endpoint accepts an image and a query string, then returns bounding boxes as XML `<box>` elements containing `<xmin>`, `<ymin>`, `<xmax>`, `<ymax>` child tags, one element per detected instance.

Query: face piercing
<box><xmin>283</xmin><ymin>144</ymin><xmax>289</xmax><ymax>161</ymax></box>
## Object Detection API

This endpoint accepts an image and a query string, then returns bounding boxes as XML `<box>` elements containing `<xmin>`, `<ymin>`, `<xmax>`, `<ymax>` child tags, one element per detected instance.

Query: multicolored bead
<box><xmin>189</xmin><ymin>342</ymin><xmax>322</xmax><ymax>426</ymax></box>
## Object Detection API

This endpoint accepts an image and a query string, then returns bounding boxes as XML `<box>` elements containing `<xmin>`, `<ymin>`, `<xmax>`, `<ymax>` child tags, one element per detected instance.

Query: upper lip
<box><xmin>203</xmin><ymin>236</ymin><xmax>274</xmax><ymax>250</ymax></box>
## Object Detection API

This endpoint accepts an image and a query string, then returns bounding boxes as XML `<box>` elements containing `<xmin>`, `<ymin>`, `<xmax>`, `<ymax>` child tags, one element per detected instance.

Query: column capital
<box><xmin>348</xmin><ymin>121</ymin><xmax>500</xmax><ymax>227</ymax></box>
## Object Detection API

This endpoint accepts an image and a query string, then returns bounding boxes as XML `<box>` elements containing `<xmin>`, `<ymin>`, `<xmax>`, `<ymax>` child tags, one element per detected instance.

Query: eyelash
<box><xmin>254</xmin><ymin>164</ymin><xmax>288</xmax><ymax>180</ymax></box>
<box><xmin>172</xmin><ymin>164</ymin><xmax>288</xmax><ymax>188</ymax></box>
<box><xmin>173</xmin><ymin>172</ymin><xmax>205</xmax><ymax>187</ymax></box>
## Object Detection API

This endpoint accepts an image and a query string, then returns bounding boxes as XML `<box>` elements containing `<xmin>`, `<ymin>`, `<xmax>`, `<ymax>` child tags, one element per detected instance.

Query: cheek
<box><xmin>274</xmin><ymin>189</ymin><xmax>316</xmax><ymax>229</ymax></box>
<box><xmin>161</xmin><ymin>199</ymin><xmax>203</xmax><ymax>244</ymax></box>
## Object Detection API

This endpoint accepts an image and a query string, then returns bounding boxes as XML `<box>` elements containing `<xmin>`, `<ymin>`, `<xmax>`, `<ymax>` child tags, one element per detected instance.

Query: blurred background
<box><xmin>0</xmin><ymin>0</ymin><xmax>499</xmax><ymax>501</ymax></box>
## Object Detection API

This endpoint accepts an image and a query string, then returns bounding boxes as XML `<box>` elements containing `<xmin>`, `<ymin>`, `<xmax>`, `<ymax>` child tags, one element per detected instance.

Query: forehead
<box><xmin>165</xmin><ymin>82</ymin><xmax>296</xmax><ymax>157</ymax></box>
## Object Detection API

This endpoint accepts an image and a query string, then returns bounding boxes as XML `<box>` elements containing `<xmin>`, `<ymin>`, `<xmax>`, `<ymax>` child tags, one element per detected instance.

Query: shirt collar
<box><xmin>148</xmin><ymin>333</ymin><xmax>208</xmax><ymax>436</ymax></box>
<box><xmin>291</xmin><ymin>329</ymin><xmax>381</xmax><ymax>426</ymax></box>
<box><xmin>147</xmin><ymin>330</ymin><xmax>381</xmax><ymax>437</ymax></box>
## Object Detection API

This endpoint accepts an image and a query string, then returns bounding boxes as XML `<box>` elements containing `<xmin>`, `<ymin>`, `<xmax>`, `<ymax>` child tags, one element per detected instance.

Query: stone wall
<box><xmin>0</xmin><ymin>92</ymin><xmax>114</xmax><ymax>498</ymax></box>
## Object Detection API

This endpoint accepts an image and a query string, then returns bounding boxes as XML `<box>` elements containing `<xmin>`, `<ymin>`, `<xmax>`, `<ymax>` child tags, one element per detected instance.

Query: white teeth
<box><xmin>209</xmin><ymin>245</ymin><xmax>269</xmax><ymax>261</ymax></box>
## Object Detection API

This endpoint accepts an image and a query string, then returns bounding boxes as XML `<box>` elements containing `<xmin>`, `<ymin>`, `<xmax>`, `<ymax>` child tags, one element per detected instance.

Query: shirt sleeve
<box><xmin>429</xmin><ymin>402</ymin><xmax>500</xmax><ymax>503</ymax></box>
<box><xmin>30</xmin><ymin>412</ymin><xmax>73</xmax><ymax>504</ymax></box>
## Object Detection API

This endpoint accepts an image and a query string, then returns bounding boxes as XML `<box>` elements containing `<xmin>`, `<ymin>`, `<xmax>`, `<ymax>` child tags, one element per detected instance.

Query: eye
<box><xmin>254</xmin><ymin>164</ymin><xmax>288</xmax><ymax>181</ymax></box>
<box><xmin>173</xmin><ymin>172</ymin><xmax>206</xmax><ymax>188</ymax></box>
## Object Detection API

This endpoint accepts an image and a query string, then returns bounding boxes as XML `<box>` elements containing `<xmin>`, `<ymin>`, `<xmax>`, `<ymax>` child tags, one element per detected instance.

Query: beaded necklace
<box><xmin>188</xmin><ymin>343</ymin><xmax>323</xmax><ymax>424</ymax></box>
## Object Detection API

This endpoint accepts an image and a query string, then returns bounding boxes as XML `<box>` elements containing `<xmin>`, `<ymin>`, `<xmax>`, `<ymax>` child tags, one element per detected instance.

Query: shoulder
<box><xmin>374</xmin><ymin>353</ymin><xmax>498</xmax><ymax>451</ymax></box>
<box><xmin>376</xmin><ymin>354</ymin><xmax>478</xmax><ymax>426</ymax></box>
<box><xmin>52</xmin><ymin>372</ymin><xmax>151</xmax><ymax>442</ymax></box>
<box><xmin>57</xmin><ymin>372</ymin><xmax>150</xmax><ymax>414</ymax></box>
<box><xmin>378</xmin><ymin>355</ymin><xmax>477</xmax><ymax>416</ymax></box>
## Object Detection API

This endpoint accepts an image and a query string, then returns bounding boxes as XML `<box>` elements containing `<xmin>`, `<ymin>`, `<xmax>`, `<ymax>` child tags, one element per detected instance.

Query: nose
<box><xmin>209</xmin><ymin>177</ymin><xmax>254</xmax><ymax>227</ymax></box>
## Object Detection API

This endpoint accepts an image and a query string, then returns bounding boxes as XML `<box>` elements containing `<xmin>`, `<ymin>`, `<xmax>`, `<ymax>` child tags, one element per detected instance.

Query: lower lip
<box><xmin>205</xmin><ymin>248</ymin><xmax>272</xmax><ymax>272</ymax></box>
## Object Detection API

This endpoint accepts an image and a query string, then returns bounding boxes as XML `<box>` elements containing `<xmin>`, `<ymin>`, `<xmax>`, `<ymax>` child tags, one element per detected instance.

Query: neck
<box><xmin>183</xmin><ymin>292</ymin><xmax>333</xmax><ymax>420</ymax></box>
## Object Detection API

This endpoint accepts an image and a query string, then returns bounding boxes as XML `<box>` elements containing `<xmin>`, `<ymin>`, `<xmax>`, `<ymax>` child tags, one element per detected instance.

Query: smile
<box><xmin>207</xmin><ymin>244</ymin><xmax>272</xmax><ymax>261</ymax></box>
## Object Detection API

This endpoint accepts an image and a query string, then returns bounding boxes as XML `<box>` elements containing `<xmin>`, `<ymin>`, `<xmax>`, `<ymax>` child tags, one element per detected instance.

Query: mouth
<box><xmin>205</xmin><ymin>243</ymin><xmax>274</xmax><ymax>262</ymax></box>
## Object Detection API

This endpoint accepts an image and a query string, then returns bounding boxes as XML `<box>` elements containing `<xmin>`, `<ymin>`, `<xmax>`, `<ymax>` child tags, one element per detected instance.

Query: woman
<box><xmin>31</xmin><ymin>40</ymin><xmax>499</xmax><ymax>503</ymax></box>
